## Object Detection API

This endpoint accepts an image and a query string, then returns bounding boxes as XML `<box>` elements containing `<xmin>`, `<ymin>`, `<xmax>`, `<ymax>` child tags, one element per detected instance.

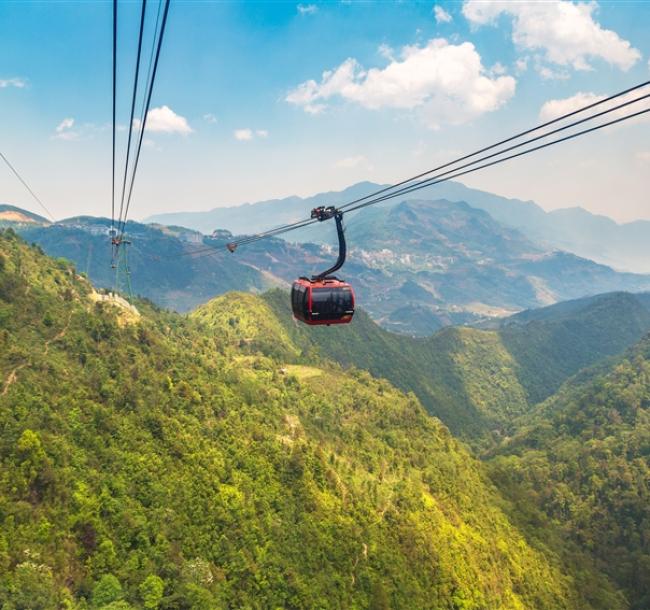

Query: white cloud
<box><xmin>434</xmin><ymin>5</ymin><xmax>452</xmax><ymax>24</ymax></box>
<box><xmin>234</xmin><ymin>128</ymin><xmax>268</xmax><ymax>141</ymax></box>
<box><xmin>203</xmin><ymin>113</ymin><xmax>218</xmax><ymax>124</ymax></box>
<box><xmin>286</xmin><ymin>38</ymin><xmax>515</xmax><ymax>128</ymax></box>
<box><xmin>141</xmin><ymin>105</ymin><xmax>193</xmax><ymax>134</ymax></box>
<box><xmin>463</xmin><ymin>1</ymin><xmax>640</xmax><ymax>71</ymax></box>
<box><xmin>334</xmin><ymin>155</ymin><xmax>373</xmax><ymax>170</ymax></box>
<box><xmin>539</xmin><ymin>91</ymin><xmax>650</xmax><ymax>127</ymax></box>
<box><xmin>297</xmin><ymin>4</ymin><xmax>317</xmax><ymax>15</ymax></box>
<box><xmin>234</xmin><ymin>128</ymin><xmax>253</xmax><ymax>141</ymax></box>
<box><xmin>537</xmin><ymin>65</ymin><xmax>570</xmax><ymax>81</ymax></box>
<box><xmin>515</xmin><ymin>57</ymin><xmax>529</xmax><ymax>73</ymax></box>
<box><xmin>0</xmin><ymin>77</ymin><xmax>27</xmax><ymax>89</ymax></box>
<box><xmin>56</xmin><ymin>118</ymin><xmax>75</xmax><ymax>132</ymax></box>
<box><xmin>539</xmin><ymin>92</ymin><xmax>604</xmax><ymax>121</ymax></box>
<box><xmin>378</xmin><ymin>43</ymin><xmax>395</xmax><ymax>61</ymax></box>
<box><xmin>53</xmin><ymin>117</ymin><xmax>79</xmax><ymax>140</ymax></box>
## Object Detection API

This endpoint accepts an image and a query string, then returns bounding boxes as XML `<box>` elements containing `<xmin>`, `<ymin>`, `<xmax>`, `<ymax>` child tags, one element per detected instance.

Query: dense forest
<box><xmin>488</xmin><ymin>336</ymin><xmax>650</xmax><ymax>609</ymax></box>
<box><xmin>262</xmin><ymin>289</ymin><xmax>650</xmax><ymax>448</ymax></box>
<box><xmin>1</xmin><ymin>229</ymin><xmax>647</xmax><ymax>608</ymax></box>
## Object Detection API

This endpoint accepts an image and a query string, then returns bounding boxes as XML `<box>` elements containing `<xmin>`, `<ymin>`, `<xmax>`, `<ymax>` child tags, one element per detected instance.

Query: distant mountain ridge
<box><xmin>0</xmin><ymin>203</ymin><xmax>50</xmax><ymax>226</ymax></box>
<box><xmin>8</xmin><ymin>196</ymin><xmax>650</xmax><ymax>335</ymax></box>
<box><xmin>235</xmin><ymin>199</ymin><xmax>650</xmax><ymax>334</ymax></box>
<box><xmin>145</xmin><ymin>180</ymin><xmax>650</xmax><ymax>273</ymax></box>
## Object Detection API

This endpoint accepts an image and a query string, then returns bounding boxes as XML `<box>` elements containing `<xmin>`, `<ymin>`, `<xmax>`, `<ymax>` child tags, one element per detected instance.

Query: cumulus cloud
<box><xmin>539</xmin><ymin>91</ymin><xmax>650</xmax><ymax>127</ymax></box>
<box><xmin>334</xmin><ymin>155</ymin><xmax>373</xmax><ymax>170</ymax></box>
<box><xmin>515</xmin><ymin>57</ymin><xmax>529</xmax><ymax>73</ymax></box>
<box><xmin>56</xmin><ymin>118</ymin><xmax>75</xmax><ymax>132</ymax></box>
<box><xmin>233</xmin><ymin>128</ymin><xmax>269</xmax><ymax>141</ymax></box>
<box><xmin>537</xmin><ymin>65</ymin><xmax>570</xmax><ymax>81</ymax></box>
<box><xmin>140</xmin><ymin>105</ymin><xmax>193</xmax><ymax>134</ymax></box>
<box><xmin>286</xmin><ymin>38</ymin><xmax>516</xmax><ymax>128</ymax></box>
<box><xmin>434</xmin><ymin>5</ymin><xmax>452</xmax><ymax>24</ymax></box>
<box><xmin>463</xmin><ymin>1</ymin><xmax>640</xmax><ymax>72</ymax></box>
<box><xmin>54</xmin><ymin>118</ymin><xmax>79</xmax><ymax>140</ymax></box>
<box><xmin>203</xmin><ymin>113</ymin><xmax>218</xmax><ymax>124</ymax></box>
<box><xmin>378</xmin><ymin>43</ymin><xmax>395</xmax><ymax>61</ymax></box>
<box><xmin>0</xmin><ymin>77</ymin><xmax>27</xmax><ymax>89</ymax></box>
<box><xmin>234</xmin><ymin>128</ymin><xmax>253</xmax><ymax>141</ymax></box>
<box><xmin>297</xmin><ymin>4</ymin><xmax>317</xmax><ymax>15</ymax></box>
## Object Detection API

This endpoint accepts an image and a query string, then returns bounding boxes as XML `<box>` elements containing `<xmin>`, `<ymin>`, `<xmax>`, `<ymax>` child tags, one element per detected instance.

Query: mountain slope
<box><xmin>0</xmin><ymin>203</ymin><xmax>50</xmax><ymax>227</ymax></box>
<box><xmin>488</xmin><ymin>334</ymin><xmax>650</xmax><ymax>609</ymax></box>
<box><xmin>498</xmin><ymin>291</ymin><xmax>650</xmax><ymax>403</ymax></box>
<box><xmin>0</xmin><ymin>229</ymin><xmax>608</xmax><ymax>609</ymax></box>
<box><xmin>17</xmin><ymin>218</ymin><xmax>274</xmax><ymax>311</ymax></box>
<box><xmin>263</xmin><ymin>289</ymin><xmax>650</xmax><ymax>446</ymax></box>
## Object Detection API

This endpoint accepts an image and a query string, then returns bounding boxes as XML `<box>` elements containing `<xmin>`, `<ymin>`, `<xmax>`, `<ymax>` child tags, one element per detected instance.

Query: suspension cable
<box><xmin>225</xmin><ymin>101</ymin><xmax>650</xmax><ymax>250</ymax></box>
<box><xmin>117</xmin><ymin>0</ymin><xmax>171</xmax><ymax>239</ymax></box>
<box><xmin>116</xmin><ymin>0</ymin><xmax>148</xmax><ymax>234</ymax></box>
<box><xmin>137</xmin><ymin>0</ymin><xmax>163</xmax><ymax>132</ymax></box>
<box><xmin>343</xmin><ymin>106</ymin><xmax>650</xmax><ymax>215</ymax></box>
<box><xmin>0</xmin><ymin>152</ymin><xmax>56</xmax><ymax>223</ymax></box>
<box><xmin>339</xmin><ymin>91</ymin><xmax>650</xmax><ymax>213</ymax></box>
<box><xmin>111</xmin><ymin>0</ymin><xmax>117</xmax><ymax>240</ymax></box>
<box><xmin>215</xmin><ymin>81</ymin><xmax>650</xmax><ymax>249</ymax></box>
<box><xmin>337</xmin><ymin>79</ymin><xmax>650</xmax><ymax>212</ymax></box>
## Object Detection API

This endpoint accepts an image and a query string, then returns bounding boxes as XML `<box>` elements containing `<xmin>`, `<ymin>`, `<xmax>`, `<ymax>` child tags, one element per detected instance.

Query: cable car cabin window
<box><xmin>311</xmin><ymin>287</ymin><xmax>353</xmax><ymax>319</ymax></box>
<box><xmin>291</xmin><ymin>283</ymin><xmax>300</xmax><ymax>316</ymax></box>
<box><xmin>291</xmin><ymin>283</ymin><xmax>309</xmax><ymax>319</ymax></box>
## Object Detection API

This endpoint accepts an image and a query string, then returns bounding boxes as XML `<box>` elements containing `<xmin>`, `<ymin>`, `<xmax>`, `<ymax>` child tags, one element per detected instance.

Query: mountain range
<box><xmin>145</xmin><ymin>180</ymin><xmax>650</xmax><ymax>273</ymax></box>
<box><xmin>7</xmin><ymin>192</ymin><xmax>650</xmax><ymax>336</ymax></box>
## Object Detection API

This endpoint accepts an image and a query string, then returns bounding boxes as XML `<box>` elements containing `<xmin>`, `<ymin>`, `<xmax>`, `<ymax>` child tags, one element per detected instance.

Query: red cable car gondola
<box><xmin>291</xmin><ymin>206</ymin><xmax>355</xmax><ymax>326</ymax></box>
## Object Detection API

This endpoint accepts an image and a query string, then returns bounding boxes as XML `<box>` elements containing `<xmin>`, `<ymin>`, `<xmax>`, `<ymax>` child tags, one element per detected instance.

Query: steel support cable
<box><xmin>111</xmin><ymin>0</ymin><xmax>117</xmax><ymax>238</ymax></box>
<box><xmin>116</xmin><ymin>0</ymin><xmax>148</xmax><ymax>232</ymax></box>
<box><xmin>339</xmin><ymin>91</ymin><xmax>650</xmax><ymax>213</ymax></box>
<box><xmin>230</xmin><ymin>217</ymin><xmax>319</xmax><ymax>247</ymax></box>
<box><xmin>343</xmin><ymin>106</ymin><xmax>650</xmax><ymax>215</ymax></box>
<box><xmin>221</xmin><ymin>104</ymin><xmax>650</xmax><ymax>252</ymax></box>
<box><xmin>117</xmin><ymin>0</ymin><xmax>171</xmax><ymax>239</ymax></box>
<box><xmin>0</xmin><ymin>152</ymin><xmax>56</xmax><ymax>223</ymax></box>
<box><xmin>168</xmin><ymin>217</ymin><xmax>320</xmax><ymax>260</ymax></box>
<box><xmin>219</xmin><ymin>81</ymin><xmax>650</xmax><ymax>252</ymax></box>
<box><xmin>161</xmin><ymin>80</ymin><xmax>650</xmax><ymax>262</ymax></box>
<box><xmin>167</xmin><ymin>215</ymin><xmax>322</xmax><ymax>262</ymax></box>
<box><xmin>336</xmin><ymin>79</ymin><xmax>650</xmax><ymax>212</ymax></box>
<box><xmin>136</xmin><ymin>0</ymin><xmax>163</xmax><ymax>139</ymax></box>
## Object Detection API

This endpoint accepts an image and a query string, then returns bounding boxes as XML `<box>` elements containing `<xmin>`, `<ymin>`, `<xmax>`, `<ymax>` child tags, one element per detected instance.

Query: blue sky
<box><xmin>1</xmin><ymin>1</ymin><xmax>649</xmax><ymax>223</ymax></box>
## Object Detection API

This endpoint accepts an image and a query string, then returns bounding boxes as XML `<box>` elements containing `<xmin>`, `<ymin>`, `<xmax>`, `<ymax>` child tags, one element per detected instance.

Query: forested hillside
<box><xmin>1</xmin><ymin>229</ymin><xmax>620</xmax><ymax>609</ymax></box>
<box><xmin>488</xmin><ymin>336</ymin><xmax>650</xmax><ymax>609</ymax></box>
<box><xmin>263</xmin><ymin>289</ymin><xmax>650</xmax><ymax>447</ymax></box>
<box><xmin>18</xmin><ymin>218</ymin><xmax>273</xmax><ymax>311</ymax></box>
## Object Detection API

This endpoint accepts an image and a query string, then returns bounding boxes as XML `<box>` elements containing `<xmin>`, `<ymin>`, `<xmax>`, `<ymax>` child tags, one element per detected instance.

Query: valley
<box><xmin>7</xmin><ymin>182</ymin><xmax>650</xmax><ymax>336</ymax></box>
<box><xmin>1</xmin><ymin>229</ymin><xmax>649</xmax><ymax>608</ymax></box>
